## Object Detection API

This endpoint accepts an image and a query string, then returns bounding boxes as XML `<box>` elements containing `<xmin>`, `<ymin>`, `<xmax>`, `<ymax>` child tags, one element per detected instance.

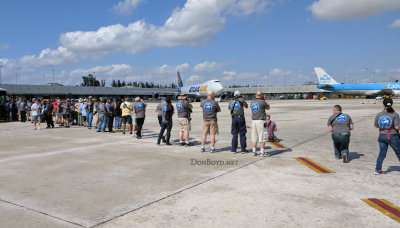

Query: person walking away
<box><xmin>44</xmin><ymin>99</ymin><xmax>54</xmax><ymax>128</ymax></box>
<box><xmin>176</xmin><ymin>94</ymin><xmax>193</xmax><ymax>146</ymax></box>
<box><xmin>265</xmin><ymin>115</ymin><xmax>278</xmax><ymax>142</ymax></box>
<box><xmin>106</xmin><ymin>99</ymin><xmax>114</xmax><ymax>133</ymax></box>
<box><xmin>97</xmin><ymin>100</ymin><xmax>108</xmax><ymax>132</ymax></box>
<box><xmin>120</xmin><ymin>97</ymin><xmax>133</xmax><ymax>134</ymax></box>
<box><xmin>94</xmin><ymin>100</ymin><xmax>100</xmax><ymax>128</ymax></box>
<box><xmin>133</xmin><ymin>97</ymin><xmax>147</xmax><ymax>139</ymax></box>
<box><xmin>156</xmin><ymin>99</ymin><xmax>167</xmax><ymax>142</ymax></box>
<box><xmin>229</xmin><ymin>91</ymin><xmax>248</xmax><ymax>153</ymax></box>
<box><xmin>327</xmin><ymin>105</ymin><xmax>354</xmax><ymax>163</ymax></box>
<box><xmin>31</xmin><ymin>100</ymin><xmax>42</xmax><ymax>130</ymax></box>
<box><xmin>200</xmin><ymin>91</ymin><xmax>221</xmax><ymax>153</ymax></box>
<box><xmin>57</xmin><ymin>99</ymin><xmax>64</xmax><ymax>126</ymax></box>
<box><xmin>374</xmin><ymin>98</ymin><xmax>400</xmax><ymax>175</ymax></box>
<box><xmin>157</xmin><ymin>97</ymin><xmax>174</xmax><ymax>145</ymax></box>
<box><xmin>250</xmin><ymin>91</ymin><xmax>270</xmax><ymax>156</ymax></box>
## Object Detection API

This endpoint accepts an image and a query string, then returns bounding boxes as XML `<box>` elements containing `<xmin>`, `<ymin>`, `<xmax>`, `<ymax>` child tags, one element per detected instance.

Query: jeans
<box><xmin>331</xmin><ymin>134</ymin><xmax>350</xmax><ymax>157</ymax></box>
<box><xmin>114</xmin><ymin>116</ymin><xmax>120</xmax><ymax>129</ymax></box>
<box><xmin>231</xmin><ymin>117</ymin><xmax>247</xmax><ymax>151</ymax></box>
<box><xmin>136</xmin><ymin>118</ymin><xmax>145</xmax><ymax>137</ymax></box>
<box><xmin>108</xmin><ymin>115</ymin><xmax>114</xmax><ymax>132</ymax></box>
<box><xmin>87</xmin><ymin>112</ymin><xmax>93</xmax><ymax>127</ymax></box>
<box><xmin>376</xmin><ymin>133</ymin><xmax>400</xmax><ymax>171</ymax></box>
<box><xmin>97</xmin><ymin>113</ymin><xmax>108</xmax><ymax>132</ymax></box>
<box><xmin>157</xmin><ymin>121</ymin><xmax>172</xmax><ymax>143</ymax></box>
<box><xmin>20</xmin><ymin>111</ymin><xmax>26</xmax><ymax>122</ymax></box>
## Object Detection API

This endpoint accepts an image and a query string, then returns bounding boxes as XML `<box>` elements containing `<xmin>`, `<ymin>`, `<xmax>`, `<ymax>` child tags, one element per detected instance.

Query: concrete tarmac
<box><xmin>0</xmin><ymin>99</ymin><xmax>399</xmax><ymax>228</ymax></box>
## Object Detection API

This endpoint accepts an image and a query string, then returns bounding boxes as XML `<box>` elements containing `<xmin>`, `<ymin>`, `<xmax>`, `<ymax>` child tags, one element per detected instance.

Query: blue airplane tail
<box><xmin>315</xmin><ymin>67</ymin><xmax>339</xmax><ymax>84</ymax></box>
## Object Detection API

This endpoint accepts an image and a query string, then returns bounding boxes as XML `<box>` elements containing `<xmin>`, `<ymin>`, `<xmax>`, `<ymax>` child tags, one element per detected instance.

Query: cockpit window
<box><xmin>214</xmin><ymin>80</ymin><xmax>220</xmax><ymax>82</ymax></box>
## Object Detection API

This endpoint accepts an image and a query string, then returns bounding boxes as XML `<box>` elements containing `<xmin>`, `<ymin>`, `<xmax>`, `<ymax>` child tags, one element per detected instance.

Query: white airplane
<box><xmin>153</xmin><ymin>72</ymin><xmax>231</xmax><ymax>100</ymax></box>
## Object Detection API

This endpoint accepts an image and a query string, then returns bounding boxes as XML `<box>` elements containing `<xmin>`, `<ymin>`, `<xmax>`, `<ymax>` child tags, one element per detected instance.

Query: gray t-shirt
<box><xmin>229</xmin><ymin>98</ymin><xmax>247</xmax><ymax>117</ymax></box>
<box><xmin>155</xmin><ymin>101</ymin><xmax>166</xmax><ymax>116</ymax></box>
<box><xmin>177</xmin><ymin>100</ymin><xmax>193</xmax><ymax>118</ymax></box>
<box><xmin>251</xmin><ymin>99</ymin><xmax>269</xmax><ymax>120</ymax></box>
<box><xmin>200</xmin><ymin>99</ymin><xmax>221</xmax><ymax>121</ymax></box>
<box><xmin>62</xmin><ymin>102</ymin><xmax>70</xmax><ymax>115</ymax></box>
<box><xmin>133</xmin><ymin>102</ymin><xmax>146</xmax><ymax>119</ymax></box>
<box><xmin>375</xmin><ymin>111</ymin><xmax>400</xmax><ymax>135</ymax></box>
<box><xmin>328</xmin><ymin>113</ymin><xmax>353</xmax><ymax>135</ymax></box>
<box><xmin>161</xmin><ymin>103</ymin><xmax>174</xmax><ymax>123</ymax></box>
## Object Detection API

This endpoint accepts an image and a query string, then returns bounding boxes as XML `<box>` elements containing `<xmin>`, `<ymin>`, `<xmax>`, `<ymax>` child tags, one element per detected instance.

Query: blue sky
<box><xmin>0</xmin><ymin>0</ymin><xmax>399</xmax><ymax>86</ymax></box>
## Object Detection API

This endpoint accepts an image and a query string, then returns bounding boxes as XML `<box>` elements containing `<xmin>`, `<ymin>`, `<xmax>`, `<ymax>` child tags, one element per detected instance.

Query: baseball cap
<box><xmin>383</xmin><ymin>98</ymin><xmax>393</xmax><ymax>107</ymax></box>
<box><xmin>234</xmin><ymin>91</ymin><xmax>241</xmax><ymax>97</ymax></box>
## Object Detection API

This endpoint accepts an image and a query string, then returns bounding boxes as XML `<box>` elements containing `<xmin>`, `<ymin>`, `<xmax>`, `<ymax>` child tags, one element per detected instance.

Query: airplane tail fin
<box><xmin>314</xmin><ymin>67</ymin><xmax>339</xmax><ymax>84</ymax></box>
<box><xmin>177</xmin><ymin>71</ymin><xmax>183</xmax><ymax>88</ymax></box>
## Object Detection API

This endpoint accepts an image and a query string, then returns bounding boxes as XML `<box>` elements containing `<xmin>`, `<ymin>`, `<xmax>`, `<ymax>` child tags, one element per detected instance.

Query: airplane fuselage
<box><xmin>317</xmin><ymin>83</ymin><xmax>400</xmax><ymax>96</ymax></box>
<box><xmin>180</xmin><ymin>80</ymin><xmax>224</xmax><ymax>97</ymax></box>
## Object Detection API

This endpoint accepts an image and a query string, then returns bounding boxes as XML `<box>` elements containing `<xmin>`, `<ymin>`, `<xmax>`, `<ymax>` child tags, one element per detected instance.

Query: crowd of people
<box><xmin>4</xmin><ymin>91</ymin><xmax>400</xmax><ymax>174</ymax></box>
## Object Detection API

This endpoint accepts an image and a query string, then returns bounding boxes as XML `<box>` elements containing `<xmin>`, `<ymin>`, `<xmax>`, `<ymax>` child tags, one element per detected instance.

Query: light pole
<box><xmin>52</xmin><ymin>69</ymin><xmax>55</xmax><ymax>84</ymax></box>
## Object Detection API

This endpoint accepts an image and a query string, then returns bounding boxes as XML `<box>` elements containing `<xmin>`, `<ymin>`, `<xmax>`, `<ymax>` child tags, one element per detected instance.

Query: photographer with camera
<box><xmin>250</xmin><ymin>91</ymin><xmax>270</xmax><ymax>156</ymax></box>
<box><xmin>176</xmin><ymin>94</ymin><xmax>193</xmax><ymax>146</ymax></box>
<box><xmin>229</xmin><ymin>91</ymin><xmax>248</xmax><ymax>153</ymax></box>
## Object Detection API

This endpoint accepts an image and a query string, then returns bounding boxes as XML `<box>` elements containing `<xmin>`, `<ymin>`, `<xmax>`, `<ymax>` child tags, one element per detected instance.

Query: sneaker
<box><xmin>122</xmin><ymin>132</ymin><xmax>125</xmax><ymax>135</ymax></box>
<box><xmin>38</xmin><ymin>127</ymin><xmax>42</xmax><ymax>130</ymax></box>
<box><xmin>33</xmin><ymin>127</ymin><xmax>37</xmax><ymax>130</ymax></box>
<box><xmin>374</xmin><ymin>169</ymin><xmax>383</xmax><ymax>175</ymax></box>
<box><xmin>201</xmin><ymin>148</ymin><xmax>205</xmax><ymax>153</ymax></box>
<box><xmin>185</xmin><ymin>142</ymin><xmax>193</xmax><ymax>147</ymax></box>
<box><xmin>253</xmin><ymin>152</ymin><xmax>257</xmax><ymax>156</ymax></box>
<box><xmin>259</xmin><ymin>153</ymin><xmax>265</xmax><ymax>157</ymax></box>
<box><xmin>241</xmin><ymin>149</ymin><xmax>247</xmax><ymax>154</ymax></box>
<box><xmin>129</xmin><ymin>132</ymin><xmax>133</xmax><ymax>135</ymax></box>
<box><xmin>180</xmin><ymin>142</ymin><xmax>186</xmax><ymax>146</ymax></box>
<box><xmin>156</xmin><ymin>143</ymin><xmax>160</xmax><ymax>146</ymax></box>
<box><xmin>166</xmin><ymin>142</ymin><xmax>172</xmax><ymax>146</ymax></box>
<box><xmin>210</xmin><ymin>148</ymin><xmax>215</xmax><ymax>153</ymax></box>
<box><xmin>343</xmin><ymin>154</ymin><xmax>349</xmax><ymax>163</ymax></box>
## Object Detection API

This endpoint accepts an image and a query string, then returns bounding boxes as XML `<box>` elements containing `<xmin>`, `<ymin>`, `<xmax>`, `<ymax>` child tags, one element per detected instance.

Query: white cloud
<box><xmin>14</xmin><ymin>0</ymin><xmax>273</xmax><ymax>70</ymax></box>
<box><xmin>0</xmin><ymin>44</ymin><xmax>9</xmax><ymax>49</ymax></box>
<box><xmin>186</xmin><ymin>75</ymin><xmax>201</xmax><ymax>83</ymax></box>
<box><xmin>113</xmin><ymin>0</ymin><xmax>145</xmax><ymax>16</ymax></box>
<box><xmin>309</xmin><ymin>0</ymin><xmax>400</xmax><ymax>21</ymax></box>
<box><xmin>193</xmin><ymin>61</ymin><xmax>225</xmax><ymax>73</ymax></box>
<box><xmin>228</xmin><ymin>0</ymin><xmax>272</xmax><ymax>16</ymax></box>
<box><xmin>155</xmin><ymin>63</ymin><xmax>190</xmax><ymax>74</ymax></box>
<box><xmin>389</xmin><ymin>18</ymin><xmax>400</xmax><ymax>28</ymax></box>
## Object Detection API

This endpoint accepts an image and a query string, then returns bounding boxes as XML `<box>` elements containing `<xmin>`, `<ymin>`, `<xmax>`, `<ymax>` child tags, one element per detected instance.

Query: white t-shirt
<box><xmin>31</xmin><ymin>103</ymin><xmax>40</xmax><ymax>116</ymax></box>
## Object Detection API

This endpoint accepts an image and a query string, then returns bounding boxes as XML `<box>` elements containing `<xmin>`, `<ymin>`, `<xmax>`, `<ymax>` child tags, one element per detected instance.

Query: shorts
<box><xmin>63</xmin><ymin>114</ymin><xmax>70</xmax><ymax>119</ymax></box>
<box><xmin>251</xmin><ymin>120</ymin><xmax>265</xmax><ymax>143</ymax></box>
<box><xmin>178</xmin><ymin>118</ymin><xmax>191</xmax><ymax>132</ymax></box>
<box><xmin>32</xmin><ymin>115</ymin><xmax>40</xmax><ymax>121</ymax></box>
<box><xmin>203</xmin><ymin>120</ymin><xmax>218</xmax><ymax>135</ymax></box>
<box><xmin>57</xmin><ymin>113</ymin><xmax>63</xmax><ymax>120</ymax></box>
<box><xmin>121</xmin><ymin>115</ymin><xmax>132</xmax><ymax>125</ymax></box>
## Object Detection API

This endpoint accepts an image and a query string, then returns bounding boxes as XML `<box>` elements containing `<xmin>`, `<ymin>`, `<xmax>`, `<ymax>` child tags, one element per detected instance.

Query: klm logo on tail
<box><xmin>320</xmin><ymin>74</ymin><xmax>331</xmax><ymax>81</ymax></box>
